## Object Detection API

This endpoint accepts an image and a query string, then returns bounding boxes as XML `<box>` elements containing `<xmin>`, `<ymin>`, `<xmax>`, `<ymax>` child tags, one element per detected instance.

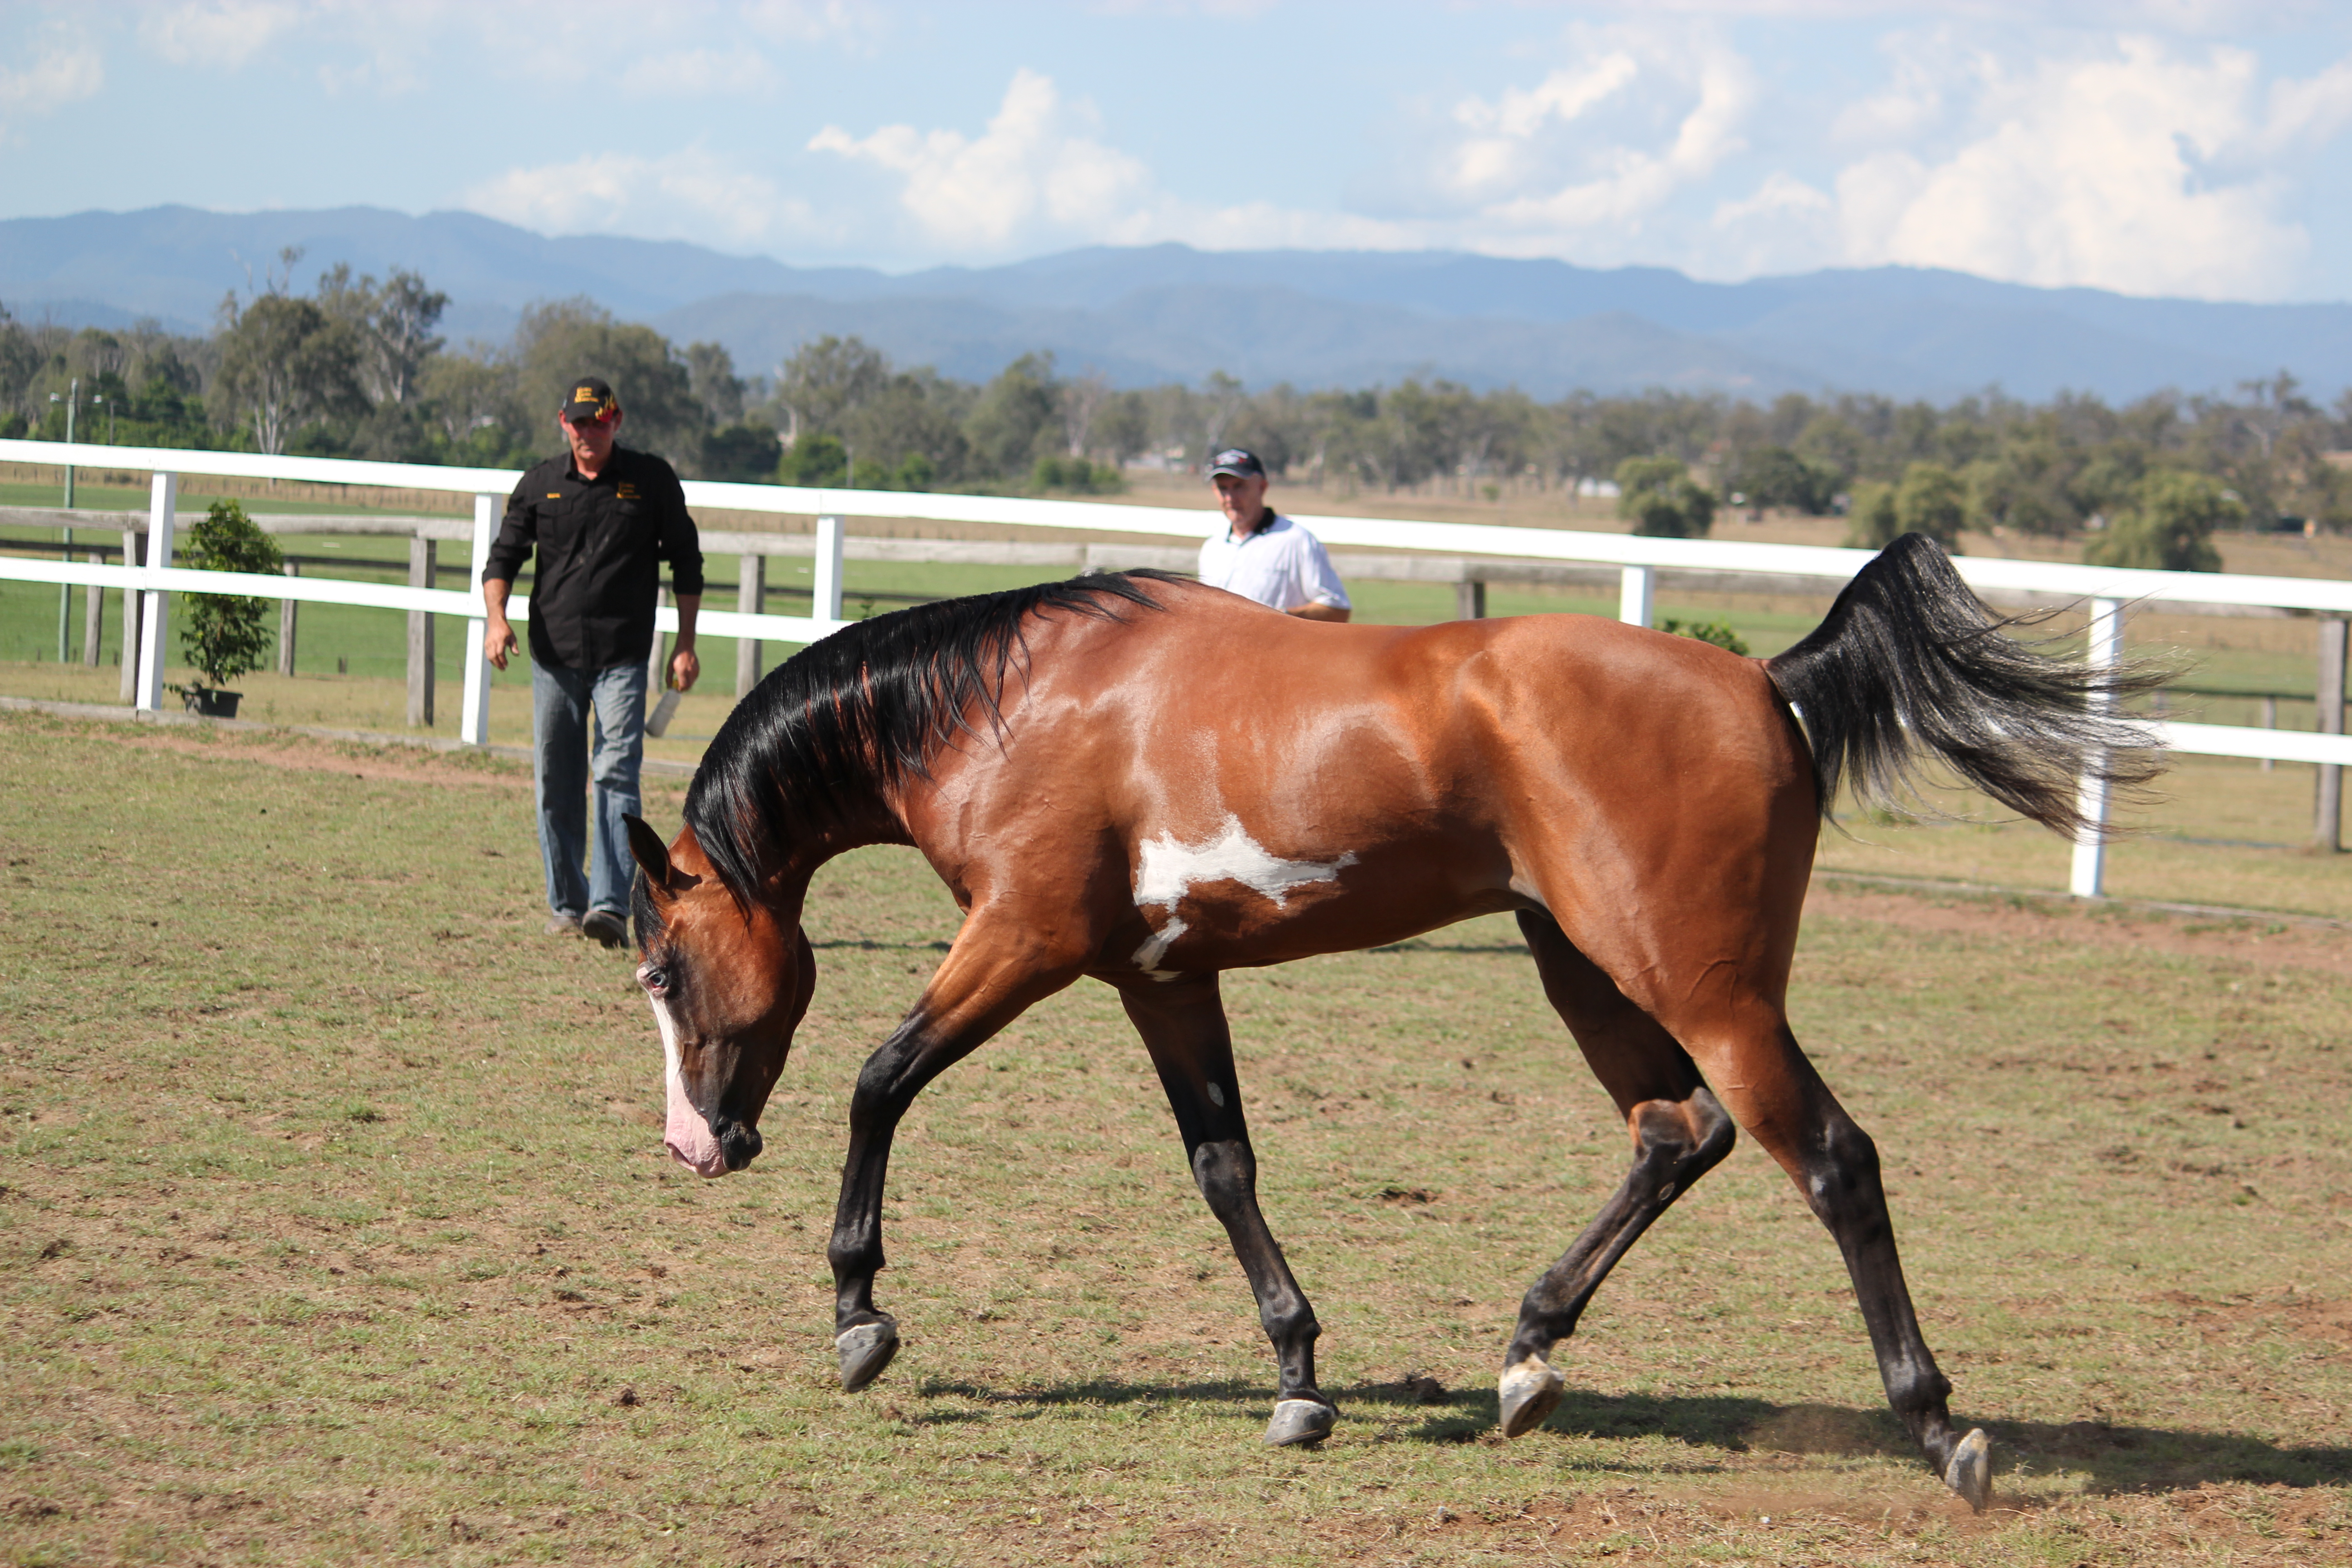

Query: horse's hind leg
<box><xmin>1499</xmin><ymin>912</ymin><xmax>1737</xmax><ymax>1438</ymax></box>
<box><xmin>1115</xmin><ymin>972</ymin><xmax>1334</xmax><ymax>1448</ymax></box>
<box><xmin>1628</xmin><ymin>966</ymin><xmax>1993</xmax><ymax>1509</ymax></box>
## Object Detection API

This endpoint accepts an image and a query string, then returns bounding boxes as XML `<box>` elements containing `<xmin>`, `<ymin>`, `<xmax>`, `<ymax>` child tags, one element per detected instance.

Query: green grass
<box><xmin>2</xmin><ymin>713</ymin><xmax>2348</xmax><ymax>1564</ymax></box>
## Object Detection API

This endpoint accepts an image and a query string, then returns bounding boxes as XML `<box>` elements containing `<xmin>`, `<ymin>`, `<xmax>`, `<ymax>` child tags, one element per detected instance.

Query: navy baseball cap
<box><xmin>1208</xmin><ymin>447</ymin><xmax>1266</xmax><ymax>480</ymax></box>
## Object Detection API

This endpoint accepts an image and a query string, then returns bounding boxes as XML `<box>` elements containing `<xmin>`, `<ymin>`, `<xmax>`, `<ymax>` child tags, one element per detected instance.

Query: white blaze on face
<box><xmin>650</xmin><ymin>994</ymin><xmax>728</xmax><ymax>1178</ymax></box>
<box><xmin>1129</xmin><ymin>814</ymin><xmax>1356</xmax><ymax>979</ymax></box>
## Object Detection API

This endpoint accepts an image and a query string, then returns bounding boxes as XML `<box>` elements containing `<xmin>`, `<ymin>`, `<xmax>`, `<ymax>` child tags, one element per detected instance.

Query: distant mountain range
<box><xmin>5</xmin><ymin>205</ymin><xmax>2345</xmax><ymax>404</ymax></box>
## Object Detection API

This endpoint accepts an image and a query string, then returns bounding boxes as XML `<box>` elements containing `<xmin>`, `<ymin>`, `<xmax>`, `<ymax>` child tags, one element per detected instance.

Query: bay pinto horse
<box><xmin>622</xmin><ymin>534</ymin><xmax>2163</xmax><ymax>1509</ymax></box>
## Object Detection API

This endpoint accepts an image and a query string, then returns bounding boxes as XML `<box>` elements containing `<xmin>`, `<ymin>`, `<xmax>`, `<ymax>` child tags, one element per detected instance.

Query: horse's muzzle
<box><xmin>717</xmin><ymin>1119</ymin><xmax>764</xmax><ymax>1172</ymax></box>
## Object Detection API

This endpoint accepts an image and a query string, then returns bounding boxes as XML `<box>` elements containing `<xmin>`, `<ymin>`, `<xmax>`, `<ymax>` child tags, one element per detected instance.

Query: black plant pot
<box><xmin>183</xmin><ymin>687</ymin><xmax>242</xmax><ymax>719</ymax></box>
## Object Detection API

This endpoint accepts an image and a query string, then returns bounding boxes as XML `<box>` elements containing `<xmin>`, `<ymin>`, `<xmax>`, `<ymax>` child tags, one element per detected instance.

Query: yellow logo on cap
<box><xmin>576</xmin><ymin>385</ymin><xmax>598</xmax><ymax>402</ymax></box>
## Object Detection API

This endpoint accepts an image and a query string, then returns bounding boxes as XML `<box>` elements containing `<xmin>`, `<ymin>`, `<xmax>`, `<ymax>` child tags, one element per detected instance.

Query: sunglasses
<box><xmin>565</xmin><ymin>409</ymin><xmax>616</xmax><ymax>428</ymax></box>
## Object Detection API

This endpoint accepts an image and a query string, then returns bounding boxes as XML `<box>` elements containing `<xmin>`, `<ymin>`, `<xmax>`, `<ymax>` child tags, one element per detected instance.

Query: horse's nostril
<box><xmin>720</xmin><ymin>1122</ymin><xmax>764</xmax><ymax>1171</ymax></box>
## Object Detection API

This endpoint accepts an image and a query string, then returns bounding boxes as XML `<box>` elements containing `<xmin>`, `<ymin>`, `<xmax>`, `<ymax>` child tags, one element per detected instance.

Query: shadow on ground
<box><xmin>913</xmin><ymin>1375</ymin><xmax>2352</xmax><ymax>1494</ymax></box>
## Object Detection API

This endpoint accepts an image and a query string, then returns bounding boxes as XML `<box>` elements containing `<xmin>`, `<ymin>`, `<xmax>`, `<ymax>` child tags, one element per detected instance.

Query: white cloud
<box><xmin>138</xmin><ymin>1</ymin><xmax>302</xmax><ymax>69</ymax></box>
<box><xmin>622</xmin><ymin>48</ymin><xmax>781</xmax><ymax>99</ymax></box>
<box><xmin>0</xmin><ymin>42</ymin><xmax>102</xmax><ymax>127</ymax></box>
<box><xmin>461</xmin><ymin>149</ymin><xmax>819</xmax><ymax>251</ymax></box>
<box><xmin>810</xmin><ymin>69</ymin><xmax>1160</xmax><ymax>249</ymax></box>
<box><xmin>1830</xmin><ymin>38</ymin><xmax>2318</xmax><ymax>298</ymax></box>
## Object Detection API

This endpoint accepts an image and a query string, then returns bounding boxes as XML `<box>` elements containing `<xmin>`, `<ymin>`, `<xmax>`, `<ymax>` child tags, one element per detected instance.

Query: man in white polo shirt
<box><xmin>1196</xmin><ymin>447</ymin><xmax>1352</xmax><ymax>622</ymax></box>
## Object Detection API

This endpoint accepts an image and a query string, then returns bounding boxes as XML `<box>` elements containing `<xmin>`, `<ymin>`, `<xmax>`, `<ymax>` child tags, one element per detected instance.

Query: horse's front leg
<box><xmin>828</xmin><ymin>933</ymin><xmax>1085</xmax><ymax>1392</ymax></box>
<box><xmin>1116</xmin><ymin>972</ymin><xmax>1334</xmax><ymax>1448</ymax></box>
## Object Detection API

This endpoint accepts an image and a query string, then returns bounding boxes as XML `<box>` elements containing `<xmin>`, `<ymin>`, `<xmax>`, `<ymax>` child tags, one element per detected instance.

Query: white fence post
<box><xmin>1617</xmin><ymin>564</ymin><xmax>1654</xmax><ymax>628</ymax></box>
<box><xmin>135</xmin><ymin>473</ymin><xmax>176</xmax><ymax>711</ymax></box>
<box><xmin>2069</xmin><ymin>597</ymin><xmax>2125</xmax><ymax>897</ymax></box>
<box><xmin>815</xmin><ymin>513</ymin><xmax>845</xmax><ymax>624</ymax></box>
<box><xmin>460</xmin><ymin>493</ymin><xmax>497</xmax><ymax>746</ymax></box>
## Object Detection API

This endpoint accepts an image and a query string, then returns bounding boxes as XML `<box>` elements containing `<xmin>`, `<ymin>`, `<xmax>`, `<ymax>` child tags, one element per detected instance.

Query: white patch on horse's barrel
<box><xmin>1128</xmin><ymin>815</ymin><xmax>1356</xmax><ymax>978</ymax></box>
<box><xmin>649</xmin><ymin>995</ymin><xmax>727</xmax><ymax>1179</ymax></box>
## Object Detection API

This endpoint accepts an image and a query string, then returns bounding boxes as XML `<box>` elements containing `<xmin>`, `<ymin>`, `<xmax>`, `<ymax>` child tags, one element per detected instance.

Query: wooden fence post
<box><xmin>736</xmin><ymin>551</ymin><xmax>765</xmax><ymax>696</ymax></box>
<box><xmin>2317</xmin><ymin>617</ymin><xmax>2347</xmax><ymax>854</ymax></box>
<box><xmin>82</xmin><ymin>552</ymin><xmax>103</xmax><ymax>666</ymax></box>
<box><xmin>407</xmin><ymin>536</ymin><xmax>435</xmax><ymax>727</ymax></box>
<box><xmin>1455</xmin><ymin>578</ymin><xmax>1486</xmax><ymax>621</ymax></box>
<box><xmin>647</xmin><ymin>587</ymin><xmax>671</xmax><ymax>696</ymax></box>
<box><xmin>118</xmin><ymin>525</ymin><xmax>141</xmax><ymax>704</ymax></box>
<box><xmin>2069</xmin><ymin>598</ymin><xmax>2124</xmax><ymax>897</ymax></box>
<box><xmin>278</xmin><ymin>562</ymin><xmax>299</xmax><ymax>675</ymax></box>
<box><xmin>135</xmin><ymin>475</ymin><xmax>176</xmax><ymax>712</ymax></box>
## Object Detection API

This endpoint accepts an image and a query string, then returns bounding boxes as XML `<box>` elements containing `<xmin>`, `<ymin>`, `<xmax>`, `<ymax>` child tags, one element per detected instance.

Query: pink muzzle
<box><xmin>665</xmin><ymin>1072</ymin><xmax>730</xmax><ymax>1178</ymax></box>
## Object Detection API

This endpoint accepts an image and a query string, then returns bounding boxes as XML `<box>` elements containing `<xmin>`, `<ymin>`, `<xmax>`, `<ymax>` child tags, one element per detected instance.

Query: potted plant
<box><xmin>171</xmin><ymin>499</ymin><xmax>282</xmax><ymax>719</ymax></box>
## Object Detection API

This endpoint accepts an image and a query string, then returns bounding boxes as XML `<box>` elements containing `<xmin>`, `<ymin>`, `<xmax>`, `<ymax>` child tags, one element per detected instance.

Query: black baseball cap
<box><xmin>560</xmin><ymin>376</ymin><xmax>619</xmax><ymax>423</ymax></box>
<box><xmin>1208</xmin><ymin>447</ymin><xmax>1265</xmax><ymax>480</ymax></box>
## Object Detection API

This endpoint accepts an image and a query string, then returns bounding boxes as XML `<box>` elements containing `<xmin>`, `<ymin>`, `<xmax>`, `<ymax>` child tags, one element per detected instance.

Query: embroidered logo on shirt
<box><xmin>616</xmin><ymin>483</ymin><xmax>641</xmax><ymax>500</ymax></box>
<box><xmin>545</xmin><ymin>492</ymin><xmax>562</xmax><ymax>499</ymax></box>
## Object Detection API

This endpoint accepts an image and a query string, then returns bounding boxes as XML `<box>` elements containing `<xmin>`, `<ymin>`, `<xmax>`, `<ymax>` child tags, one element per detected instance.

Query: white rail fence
<box><xmin>2</xmin><ymin>438</ymin><xmax>2347</xmax><ymax>899</ymax></box>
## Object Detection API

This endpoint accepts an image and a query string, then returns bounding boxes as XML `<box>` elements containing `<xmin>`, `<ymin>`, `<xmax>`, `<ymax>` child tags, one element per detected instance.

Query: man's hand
<box><xmin>484</xmin><ymin>616</ymin><xmax>518</xmax><ymax>670</ymax></box>
<box><xmin>667</xmin><ymin>646</ymin><xmax>701</xmax><ymax>693</ymax></box>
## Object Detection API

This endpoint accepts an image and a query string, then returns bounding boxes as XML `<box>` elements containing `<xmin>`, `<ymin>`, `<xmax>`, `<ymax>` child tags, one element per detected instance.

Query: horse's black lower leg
<box><xmin>1794</xmin><ymin>1088</ymin><xmax>1989</xmax><ymax>1507</ymax></box>
<box><xmin>1117</xmin><ymin>974</ymin><xmax>1332</xmax><ymax>1447</ymax></box>
<box><xmin>825</xmin><ymin>941</ymin><xmax>1082</xmax><ymax>1393</ymax></box>
<box><xmin>1502</xmin><ymin>911</ymin><xmax>1739</xmax><ymax>1436</ymax></box>
<box><xmin>1499</xmin><ymin>1086</ymin><xmax>1735</xmax><ymax>1435</ymax></box>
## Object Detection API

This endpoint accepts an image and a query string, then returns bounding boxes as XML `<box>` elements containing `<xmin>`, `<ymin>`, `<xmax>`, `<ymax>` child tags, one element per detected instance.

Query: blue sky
<box><xmin>5</xmin><ymin>2</ymin><xmax>2352</xmax><ymax>301</ymax></box>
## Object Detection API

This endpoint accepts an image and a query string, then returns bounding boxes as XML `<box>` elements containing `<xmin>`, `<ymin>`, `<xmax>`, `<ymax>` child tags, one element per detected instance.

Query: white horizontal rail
<box><xmin>2151</xmin><ymin>721</ymin><xmax>2352</xmax><ymax>768</ymax></box>
<box><xmin>2</xmin><ymin>549</ymin><xmax>2339</xmax><ymax>762</ymax></box>
<box><xmin>8</xmin><ymin>436</ymin><xmax>2351</xmax><ymax>613</ymax></box>
<box><xmin>0</xmin><ymin>553</ymin><xmax>853</xmax><ymax>642</ymax></box>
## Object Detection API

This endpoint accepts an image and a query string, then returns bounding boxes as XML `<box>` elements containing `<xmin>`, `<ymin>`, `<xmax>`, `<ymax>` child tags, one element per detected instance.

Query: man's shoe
<box><xmin>544</xmin><ymin>914</ymin><xmax>583</xmax><ymax>937</ymax></box>
<box><xmin>582</xmin><ymin>909</ymin><xmax>628</xmax><ymax>950</ymax></box>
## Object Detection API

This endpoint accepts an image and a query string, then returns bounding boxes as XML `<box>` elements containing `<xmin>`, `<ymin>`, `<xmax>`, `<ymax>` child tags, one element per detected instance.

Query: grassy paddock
<box><xmin>3</xmin><ymin>713</ymin><xmax>2350</xmax><ymax>1566</ymax></box>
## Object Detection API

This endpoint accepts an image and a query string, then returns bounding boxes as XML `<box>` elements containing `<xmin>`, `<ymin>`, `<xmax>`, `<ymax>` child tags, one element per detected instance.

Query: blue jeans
<box><xmin>531</xmin><ymin>658</ymin><xmax>647</xmax><ymax>920</ymax></box>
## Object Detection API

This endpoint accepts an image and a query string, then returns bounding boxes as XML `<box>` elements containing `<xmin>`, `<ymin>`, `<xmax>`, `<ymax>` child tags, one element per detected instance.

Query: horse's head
<box><xmin>624</xmin><ymin>816</ymin><xmax>814</xmax><ymax>1178</ymax></box>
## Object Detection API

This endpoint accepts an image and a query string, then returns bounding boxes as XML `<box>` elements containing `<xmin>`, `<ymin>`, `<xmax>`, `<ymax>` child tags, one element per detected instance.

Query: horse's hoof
<box><xmin>1944</xmin><ymin>1427</ymin><xmax>1992</xmax><ymax>1512</ymax></box>
<box><xmin>1264</xmin><ymin>1398</ymin><xmax>1337</xmax><ymax>1447</ymax></box>
<box><xmin>835</xmin><ymin>1322</ymin><xmax>900</xmax><ymax>1392</ymax></box>
<box><xmin>1497</xmin><ymin>1356</ymin><xmax>1564</xmax><ymax>1438</ymax></box>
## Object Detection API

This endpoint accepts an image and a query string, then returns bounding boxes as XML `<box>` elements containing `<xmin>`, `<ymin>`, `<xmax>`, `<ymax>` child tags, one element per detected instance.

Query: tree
<box><xmin>1844</xmin><ymin>482</ymin><xmax>1901</xmax><ymax>549</ymax></box>
<box><xmin>1616</xmin><ymin>456</ymin><xmax>1715</xmax><ymax>539</ymax></box>
<box><xmin>175</xmin><ymin>500</ymin><xmax>282</xmax><ymax>691</ymax></box>
<box><xmin>701</xmin><ymin>422</ymin><xmax>783</xmax><ymax>482</ymax></box>
<box><xmin>1893</xmin><ymin>462</ymin><xmax>1968</xmax><ymax>549</ymax></box>
<box><xmin>964</xmin><ymin>353</ymin><xmax>1061</xmax><ymax>477</ymax></box>
<box><xmin>2084</xmin><ymin>470</ymin><xmax>2235</xmax><ymax>571</ymax></box>
<box><xmin>212</xmin><ymin>294</ymin><xmax>365</xmax><ymax>455</ymax></box>
<box><xmin>1061</xmin><ymin>369</ymin><xmax>1112</xmax><ymax>458</ymax></box>
<box><xmin>510</xmin><ymin>299</ymin><xmax>705</xmax><ymax>465</ymax></box>
<box><xmin>318</xmin><ymin>264</ymin><xmax>446</xmax><ymax>406</ymax></box>
<box><xmin>776</xmin><ymin>335</ymin><xmax>890</xmax><ymax>444</ymax></box>
<box><xmin>1727</xmin><ymin>445</ymin><xmax>1840</xmax><ymax>514</ymax></box>
<box><xmin>686</xmin><ymin>341</ymin><xmax>746</xmax><ymax>424</ymax></box>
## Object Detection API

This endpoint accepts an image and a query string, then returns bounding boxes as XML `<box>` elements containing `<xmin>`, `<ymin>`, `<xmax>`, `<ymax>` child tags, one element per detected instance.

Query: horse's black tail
<box><xmin>1764</xmin><ymin>533</ymin><xmax>2172</xmax><ymax>838</ymax></box>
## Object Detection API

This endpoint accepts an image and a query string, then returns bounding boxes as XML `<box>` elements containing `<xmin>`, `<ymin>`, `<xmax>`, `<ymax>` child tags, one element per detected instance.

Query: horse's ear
<box><xmin>623</xmin><ymin>814</ymin><xmax>700</xmax><ymax>898</ymax></box>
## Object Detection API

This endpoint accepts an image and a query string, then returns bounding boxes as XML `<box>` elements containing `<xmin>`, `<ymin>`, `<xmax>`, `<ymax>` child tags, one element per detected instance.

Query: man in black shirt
<box><xmin>482</xmin><ymin>375</ymin><xmax>704</xmax><ymax>948</ymax></box>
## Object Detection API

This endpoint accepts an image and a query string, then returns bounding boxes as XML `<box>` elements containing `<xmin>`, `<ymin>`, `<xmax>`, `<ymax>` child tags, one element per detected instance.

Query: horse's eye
<box><xmin>642</xmin><ymin>966</ymin><xmax>670</xmax><ymax>993</ymax></box>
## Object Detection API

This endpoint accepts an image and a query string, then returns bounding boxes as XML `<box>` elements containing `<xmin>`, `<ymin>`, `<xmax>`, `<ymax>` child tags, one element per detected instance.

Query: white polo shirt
<box><xmin>1197</xmin><ymin>513</ymin><xmax>1351</xmax><ymax>612</ymax></box>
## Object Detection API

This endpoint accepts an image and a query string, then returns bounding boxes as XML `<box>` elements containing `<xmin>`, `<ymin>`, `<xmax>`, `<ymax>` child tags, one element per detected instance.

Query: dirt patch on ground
<box><xmin>1806</xmin><ymin>883</ymin><xmax>2352</xmax><ymax>978</ymax></box>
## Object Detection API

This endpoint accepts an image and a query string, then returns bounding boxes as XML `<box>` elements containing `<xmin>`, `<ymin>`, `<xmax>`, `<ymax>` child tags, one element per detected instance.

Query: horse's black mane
<box><xmin>684</xmin><ymin>571</ymin><xmax>1171</xmax><ymax>906</ymax></box>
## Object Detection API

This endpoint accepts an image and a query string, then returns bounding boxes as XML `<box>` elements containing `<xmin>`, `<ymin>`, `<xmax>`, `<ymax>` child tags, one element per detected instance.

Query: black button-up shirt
<box><xmin>485</xmin><ymin>447</ymin><xmax>705</xmax><ymax>671</ymax></box>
